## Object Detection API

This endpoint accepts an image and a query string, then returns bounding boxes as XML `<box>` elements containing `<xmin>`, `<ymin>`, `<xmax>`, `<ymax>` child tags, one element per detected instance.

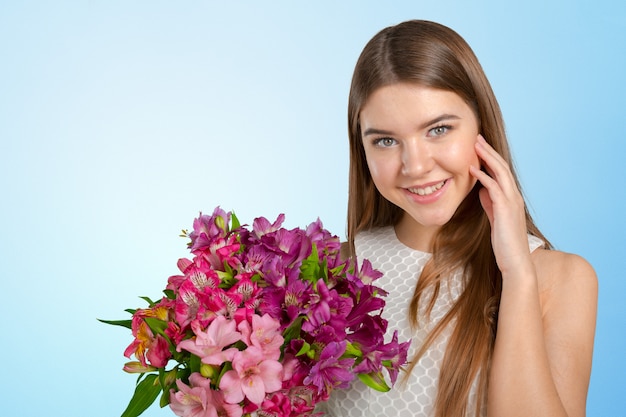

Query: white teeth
<box><xmin>408</xmin><ymin>180</ymin><xmax>445</xmax><ymax>196</ymax></box>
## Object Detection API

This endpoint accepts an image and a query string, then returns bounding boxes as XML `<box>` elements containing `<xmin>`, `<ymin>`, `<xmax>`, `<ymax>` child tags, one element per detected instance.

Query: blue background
<box><xmin>1</xmin><ymin>1</ymin><xmax>624</xmax><ymax>416</ymax></box>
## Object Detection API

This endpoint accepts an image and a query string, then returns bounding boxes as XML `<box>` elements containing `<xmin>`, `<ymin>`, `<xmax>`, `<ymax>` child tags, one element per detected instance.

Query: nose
<box><xmin>401</xmin><ymin>139</ymin><xmax>433</xmax><ymax>177</ymax></box>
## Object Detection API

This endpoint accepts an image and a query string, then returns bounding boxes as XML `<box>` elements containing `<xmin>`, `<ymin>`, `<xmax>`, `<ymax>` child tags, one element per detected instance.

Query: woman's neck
<box><xmin>394</xmin><ymin>215</ymin><xmax>440</xmax><ymax>253</ymax></box>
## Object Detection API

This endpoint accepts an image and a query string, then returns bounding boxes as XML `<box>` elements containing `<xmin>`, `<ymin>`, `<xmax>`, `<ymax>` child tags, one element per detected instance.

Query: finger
<box><xmin>476</xmin><ymin>135</ymin><xmax>509</xmax><ymax>168</ymax></box>
<box><xmin>470</xmin><ymin>163</ymin><xmax>497</xmax><ymax>188</ymax></box>
<box><xmin>478</xmin><ymin>187</ymin><xmax>494</xmax><ymax>225</ymax></box>
<box><xmin>475</xmin><ymin>136</ymin><xmax>517</xmax><ymax>193</ymax></box>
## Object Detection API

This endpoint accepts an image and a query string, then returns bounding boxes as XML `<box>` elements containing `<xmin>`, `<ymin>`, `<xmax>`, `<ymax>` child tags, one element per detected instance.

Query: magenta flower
<box><xmin>302</xmin><ymin>279</ymin><xmax>353</xmax><ymax>336</ymax></box>
<box><xmin>188</xmin><ymin>208</ymin><xmax>231</xmax><ymax>252</ymax></box>
<box><xmin>252</xmin><ymin>213</ymin><xmax>285</xmax><ymax>238</ymax></box>
<box><xmin>170</xmin><ymin>372</ymin><xmax>243</xmax><ymax>417</ymax></box>
<box><xmin>379</xmin><ymin>330</ymin><xmax>411</xmax><ymax>385</ymax></box>
<box><xmin>259</xmin><ymin>389</ymin><xmax>316</xmax><ymax>417</ymax></box>
<box><xmin>146</xmin><ymin>334</ymin><xmax>171</xmax><ymax>368</ymax></box>
<box><xmin>259</xmin><ymin>391</ymin><xmax>292</xmax><ymax>417</ymax></box>
<box><xmin>177</xmin><ymin>316</ymin><xmax>241</xmax><ymax>366</ymax></box>
<box><xmin>305</xmin><ymin>218</ymin><xmax>341</xmax><ymax>262</ymax></box>
<box><xmin>303</xmin><ymin>341</ymin><xmax>356</xmax><ymax>394</ymax></box>
<box><xmin>219</xmin><ymin>346</ymin><xmax>283</xmax><ymax>405</ymax></box>
<box><xmin>356</xmin><ymin>258</ymin><xmax>383</xmax><ymax>285</ymax></box>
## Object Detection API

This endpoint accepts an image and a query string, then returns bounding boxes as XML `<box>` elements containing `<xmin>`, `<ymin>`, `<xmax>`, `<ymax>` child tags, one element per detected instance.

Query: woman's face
<box><xmin>360</xmin><ymin>82</ymin><xmax>480</xmax><ymax>246</ymax></box>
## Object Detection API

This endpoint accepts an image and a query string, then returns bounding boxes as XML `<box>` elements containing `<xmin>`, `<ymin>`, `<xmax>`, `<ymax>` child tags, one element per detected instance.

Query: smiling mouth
<box><xmin>407</xmin><ymin>180</ymin><xmax>446</xmax><ymax>196</ymax></box>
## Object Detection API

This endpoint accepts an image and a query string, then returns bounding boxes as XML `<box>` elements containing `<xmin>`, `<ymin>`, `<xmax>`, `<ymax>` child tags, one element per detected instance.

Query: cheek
<box><xmin>455</xmin><ymin>140</ymin><xmax>480</xmax><ymax>169</ymax></box>
<box><xmin>365</xmin><ymin>155</ymin><xmax>384</xmax><ymax>182</ymax></box>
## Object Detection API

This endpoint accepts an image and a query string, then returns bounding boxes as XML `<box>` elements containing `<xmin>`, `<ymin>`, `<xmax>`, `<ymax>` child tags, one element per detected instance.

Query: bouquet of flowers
<box><xmin>101</xmin><ymin>207</ymin><xmax>410</xmax><ymax>417</ymax></box>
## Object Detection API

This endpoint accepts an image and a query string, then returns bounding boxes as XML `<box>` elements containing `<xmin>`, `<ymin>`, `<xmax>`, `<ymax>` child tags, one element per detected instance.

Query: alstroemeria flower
<box><xmin>219</xmin><ymin>346</ymin><xmax>283</xmax><ymax>405</ymax></box>
<box><xmin>122</xmin><ymin>361</ymin><xmax>156</xmax><ymax>374</ymax></box>
<box><xmin>124</xmin><ymin>303</ymin><xmax>172</xmax><ymax>366</ymax></box>
<box><xmin>379</xmin><ymin>330</ymin><xmax>411</xmax><ymax>385</ymax></box>
<box><xmin>252</xmin><ymin>213</ymin><xmax>285</xmax><ymax>238</ymax></box>
<box><xmin>188</xmin><ymin>208</ymin><xmax>230</xmax><ymax>252</ymax></box>
<box><xmin>302</xmin><ymin>279</ymin><xmax>352</xmax><ymax>336</ymax></box>
<box><xmin>146</xmin><ymin>334</ymin><xmax>171</xmax><ymax>368</ymax></box>
<box><xmin>303</xmin><ymin>341</ymin><xmax>355</xmax><ymax>394</ymax></box>
<box><xmin>123</xmin><ymin>320</ymin><xmax>153</xmax><ymax>366</ymax></box>
<box><xmin>305</xmin><ymin>218</ymin><xmax>341</xmax><ymax>261</ymax></box>
<box><xmin>238</xmin><ymin>314</ymin><xmax>284</xmax><ymax>360</ymax></box>
<box><xmin>177</xmin><ymin>316</ymin><xmax>241</xmax><ymax>365</ymax></box>
<box><xmin>170</xmin><ymin>372</ymin><xmax>243</xmax><ymax>417</ymax></box>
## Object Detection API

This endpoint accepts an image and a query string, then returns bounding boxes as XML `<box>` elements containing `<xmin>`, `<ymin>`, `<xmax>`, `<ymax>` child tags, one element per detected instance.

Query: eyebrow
<box><xmin>362</xmin><ymin>113</ymin><xmax>461</xmax><ymax>137</ymax></box>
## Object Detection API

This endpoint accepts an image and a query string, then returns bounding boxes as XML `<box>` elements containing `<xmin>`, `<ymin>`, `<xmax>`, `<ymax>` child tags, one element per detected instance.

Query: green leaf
<box><xmin>282</xmin><ymin>316</ymin><xmax>304</xmax><ymax>345</ymax></box>
<box><xmin>295</xmin><ymin>341</ymin><xmax>311</xmax><ymax>356</ymax></box>
<box><xmin>215</xmin><ymin>361</ymin><xmax>232</xmax><ymax>387</ymax></box>
<box><xmin>163</xmin><ymin>289</ymin><xmax>175</xmax><ymax>300</ymax></box>
<box><xmin>217</xmin><ymin>270</ymin><xmax>236</xmax><ymax>289</ymax></box>
<box><xmin>121</xmin><ymin>374</ymin><xmax>162</xmax><ymax>417</ymax></box>
<box><xmin>97</xmin><ymin>318</ymin><xmax>132</xmax><ymax>330</ymax></box>
<box><xmin>231</xmin><ymin>212</ymin><xmax>241</xmax><ymax>230</ymax></box>
<box><xmin>343</xmin><ymin>341</ymin><xmax>362</xmax><ymax>358</ymax></box>
<box><xmin>189</xmin><ymin>354</ymin><xmax>202</xmax><ymax>373</ymax></box>
<box><xmin>300</xmin><ymin>244</ymin><xmax>321</xmax><ymax>283</ymax></box>
<box><xmin>139</xmin><ymin>296</ymin><xmax>156</xmax><ymax>306</ymax></box>
<box><xmin>357</xmin><ymin>372</ymin><xmax>391</xmax><ymax>392</ymax></box>
<box><xmin>159</xmin><ymin>389</ymin><xmax>170</xmax><ymax>408</ymax></box>
<box><xmin>144</xmin><ymin>317</ymin><xmax>168</xmax><ymax>338</ymax></box>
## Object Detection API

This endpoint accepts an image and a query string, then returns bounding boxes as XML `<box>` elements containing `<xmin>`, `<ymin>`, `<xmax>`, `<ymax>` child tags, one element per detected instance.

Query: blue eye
<box><xmin>372</xmin><ymin>137</ymin><xmax>397</xmax><ymax>147</ymax></box>
<box><xmin>429</xmin><ymin>125</ymin><xmax>451</xmax><ymax>137</ymax></box>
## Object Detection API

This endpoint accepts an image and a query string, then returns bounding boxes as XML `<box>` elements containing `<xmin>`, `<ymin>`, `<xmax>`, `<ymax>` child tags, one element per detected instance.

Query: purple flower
<box><xmin>305</xmin><ymin>218</ymin><xmax>341</xmax><ymax>262</ymax></box>
<box><xmin>302</xmin><ymin>279</ymin><xmax>352</xmax><ymax>336</ymax></box>
<box><xmin>252</xmin><ymin>213</ymin><xmax>285</xmax><ymax>238</ymax></box>
<box><xmin>356</xmin><ymin>258</ymin><xmax>383</xmax><ymax>284</ymax></box>
<box><xmin>188</xmin><ymin>208</ymin><xmax>231</xmax><ymax>252</ymax></box>
<box><xmin>303</xmin><ymin>341</ymin><xmax>356</xmax><ymax>394</ymax></box>
<box><xmin>345</xmin><ymin>285</ymin><xmax>386</xmax><ymax>330</ymax></box>
<box><xmin>380</xmin><ymin>330</ymin><xmax>411</xmax><ymax>385</ymax></box>
<box><xmin>348</xmin><ymin>314</ymin><xmax>387</xmax><ymax>348</ymax></box>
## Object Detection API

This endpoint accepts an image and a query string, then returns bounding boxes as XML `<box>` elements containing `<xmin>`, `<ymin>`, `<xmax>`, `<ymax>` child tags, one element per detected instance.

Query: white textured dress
<box><xmin>320</xmin><ymin>226</ymin><xmax>544</xmax><ymax>417</ymax></box>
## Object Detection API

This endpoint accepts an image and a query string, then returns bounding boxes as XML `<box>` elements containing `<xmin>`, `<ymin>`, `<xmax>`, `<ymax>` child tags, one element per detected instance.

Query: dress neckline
<box><xmin>382</xmin><ymin>225</ymin><xmax>433</xmax><ymax>256</ymax></box>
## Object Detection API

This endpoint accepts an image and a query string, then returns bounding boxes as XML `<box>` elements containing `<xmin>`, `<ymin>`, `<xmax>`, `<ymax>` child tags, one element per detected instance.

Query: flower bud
<box><xmin>123</xmin><ymin>361</ymin><xmax>157</xmax><ymax>374</ymax></box>
<box><xmin>163</xmin><ymin>368</ymin><xmax>178</xmax><ymax>387</ymax></box>
<box><xmin>200</xmin><ymin>363</ymin><xmax>218</xmax><ymax>379</ymax></box>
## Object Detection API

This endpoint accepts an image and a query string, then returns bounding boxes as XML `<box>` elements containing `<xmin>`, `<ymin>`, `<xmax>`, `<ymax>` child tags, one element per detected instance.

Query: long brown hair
<box><xmin>346</xmin><ymin>20</ymin><xmax>550</xmax><ymax>416</ymax></box>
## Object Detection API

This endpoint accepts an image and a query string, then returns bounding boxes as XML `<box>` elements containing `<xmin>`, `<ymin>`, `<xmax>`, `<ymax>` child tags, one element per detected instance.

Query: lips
<box><xmin>407</xmin><ymin>180</ymin><xmax>446</xmax><ymax>196</ymax></box>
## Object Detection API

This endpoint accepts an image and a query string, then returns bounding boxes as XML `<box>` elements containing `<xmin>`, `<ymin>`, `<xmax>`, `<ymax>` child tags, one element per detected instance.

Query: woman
<box><xmin>323</xmin><ymin>20</ymin><xmax>597</xmax><ymax>417</ymax></box>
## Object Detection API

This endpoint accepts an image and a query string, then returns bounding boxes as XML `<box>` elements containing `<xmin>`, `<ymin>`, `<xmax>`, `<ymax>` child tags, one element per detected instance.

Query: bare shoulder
<box><xmin>531</xmin><ymin>248</ymin><xmax>597</xmax><ymax>411</ymax></box>
<box><xmin>531</xmin><ymin>248</ymin><xmax>598</xmax><ymax>305</ymax></box>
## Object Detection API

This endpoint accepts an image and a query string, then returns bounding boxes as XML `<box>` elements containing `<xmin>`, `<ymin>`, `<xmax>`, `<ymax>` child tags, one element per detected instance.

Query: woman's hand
<box><xmin>469</xmin><ymin>135</ymin><xmax>531</xmax><ymax>276</ymax></box>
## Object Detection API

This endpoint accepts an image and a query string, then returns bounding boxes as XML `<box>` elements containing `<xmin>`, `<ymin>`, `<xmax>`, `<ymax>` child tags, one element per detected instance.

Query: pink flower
<box><xmin>177</xmin><ymin>316</ymin><xmax>242</xmax><ymax>365</ymax></box>
<box><xmin>219</xmin><ymin>346</ymin><xmax>283</xmax><ymax>405</ymax></box>
<box><xmin>170</xmin><ymin>373</ymin><xmax>242</xmax><ymax>417</ymax></box>
<box><xmin>238</xmin><ymin>314</ymin><xmax>284</xmax><ymax>360</ymax></box>
<box><xmin>252</xmin><ymin>213</ymin><xmax>285</xmax><ymax>238</ymax></box>
<box><xmin>124</xmin><ymin>303</ymin><xmax>173</xmax><ymax>367</ymax></box>
<box><xmin>146</xmin><ymin>334</ymin><xmax>171</xmax><ymax>368</ymax></box>
<box><xmin>260</xmin><ymin>391</ymin><xmax>292</xmax><ymax>416</ymax></box>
